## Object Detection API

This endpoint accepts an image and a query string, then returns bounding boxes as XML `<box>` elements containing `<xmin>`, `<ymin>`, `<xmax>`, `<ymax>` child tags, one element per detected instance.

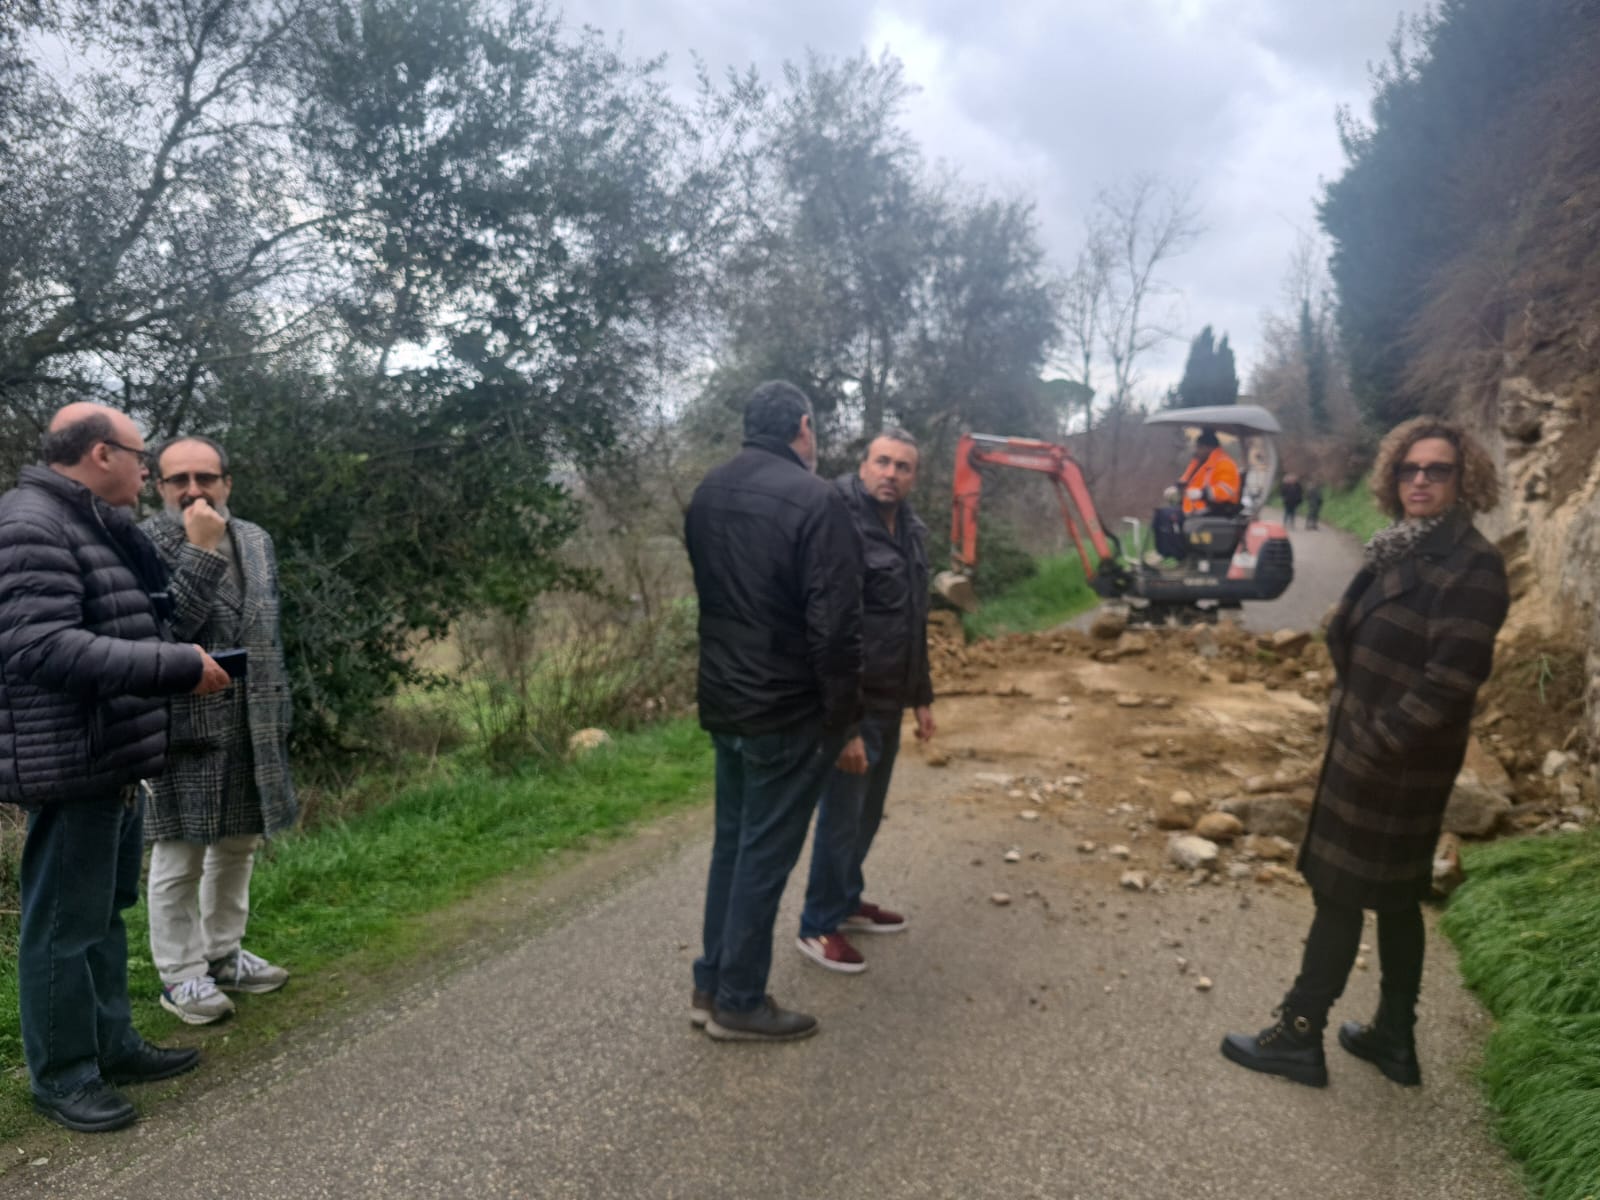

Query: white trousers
<box><xmin>147</xmin><ymin>834</ymin><xmax>262</xmax><ymax>985</ymax></box>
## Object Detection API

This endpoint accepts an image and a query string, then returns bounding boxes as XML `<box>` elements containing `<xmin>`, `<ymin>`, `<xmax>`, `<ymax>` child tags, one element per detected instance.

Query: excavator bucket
<box><xmin>934</xmin><ymin>570</ymin><xmax>979</xmax><ymax>613</ymax></box>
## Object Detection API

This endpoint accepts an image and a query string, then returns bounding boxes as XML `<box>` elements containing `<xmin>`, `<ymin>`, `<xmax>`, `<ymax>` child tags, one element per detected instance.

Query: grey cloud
<box><xmin>566</xmin><ymin>0</ymin><xmax>1413</xmax><ymax>390</ymax></box>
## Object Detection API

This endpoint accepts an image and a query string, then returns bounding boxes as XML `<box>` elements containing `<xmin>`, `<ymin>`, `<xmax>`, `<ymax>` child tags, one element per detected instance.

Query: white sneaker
<box><xmin>160</xmin><ymin>976</ymin><xmax>236</xmax><ymax>1025</ymax></box>
<box><xmin>211</xmin><ymin>948</ymin><xmax>289</xmax><ymax>994</ymax></box>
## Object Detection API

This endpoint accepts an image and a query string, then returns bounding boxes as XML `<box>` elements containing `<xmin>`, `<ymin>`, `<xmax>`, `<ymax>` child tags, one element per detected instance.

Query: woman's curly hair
<box><xmin>1369</xmin><ymin>415</ymin><xmax>1499</xmax><ymax>519</ymax></box>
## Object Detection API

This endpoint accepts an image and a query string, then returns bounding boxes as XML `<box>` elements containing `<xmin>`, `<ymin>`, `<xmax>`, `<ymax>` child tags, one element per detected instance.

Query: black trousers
<box><xmin>1289</xmin><ymin>892</ymin><xmax>1425</xmax><ymax>1022</ymax></box>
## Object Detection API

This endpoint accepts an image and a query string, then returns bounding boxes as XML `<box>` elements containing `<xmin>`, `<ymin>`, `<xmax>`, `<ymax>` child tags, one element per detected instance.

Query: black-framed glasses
<box><xmin>101</xmin><ymin>439</ymin><xmax>150</xmax><ymax>466</ymax></box>
<box><xmin>159</xmin><ymin>472</ymin><xmax>224</xmax><ymax>489</ymax></box>
<box><xmin>1395</xmin><ymin>461</ymin><xmax>1457</xmax><ymax>484</ymax></box>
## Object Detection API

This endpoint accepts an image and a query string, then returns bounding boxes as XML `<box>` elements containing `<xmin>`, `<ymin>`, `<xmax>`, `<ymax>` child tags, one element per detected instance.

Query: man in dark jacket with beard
<box><xmin>0</xmin><ymin>403</ymin><xmax>231</xmax><ymax>1132</ymax></box>
<box><xmin>684</xmin><ymin>380</ymin><xmax>864</xmax><ymax>1042</ymax></box>
<box><xmin>797</xmin><ymin>429</ymin><xmax>934</xmax><ymax>973</ymax></box>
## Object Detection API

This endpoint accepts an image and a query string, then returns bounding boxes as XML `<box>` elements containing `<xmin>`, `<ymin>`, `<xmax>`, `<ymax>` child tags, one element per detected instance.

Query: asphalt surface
<box><xmin>11</xmin><ymin>516</ymin><xmax>1523</xmax><ymax>1200</ymax></box>
<box><xmin>1235</xmin><ymin>512</ymin><xmax>1367</xmax><ymax>633</ymax></box>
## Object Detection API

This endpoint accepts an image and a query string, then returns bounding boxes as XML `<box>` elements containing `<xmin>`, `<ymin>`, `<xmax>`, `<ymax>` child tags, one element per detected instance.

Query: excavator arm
<box><xmin>950</xmin><ymin>433</ymin><xmax>1118</xmax><ymax>577</ymax></box>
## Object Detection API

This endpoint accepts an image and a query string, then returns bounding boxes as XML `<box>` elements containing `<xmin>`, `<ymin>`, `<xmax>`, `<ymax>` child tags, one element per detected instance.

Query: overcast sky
<box><xmin>575</xmin><ymin>0</ymin><xmax>1418</xmax><ymax>400</ymax></box>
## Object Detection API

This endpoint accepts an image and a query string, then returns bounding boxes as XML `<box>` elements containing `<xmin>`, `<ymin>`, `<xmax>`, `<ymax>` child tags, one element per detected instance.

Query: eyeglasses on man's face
<box><xmin>1395</xmin><ymin>461</ymin><xmax>1457</xmax><ymax>484</ymax></box>
<box><xmin>101</xmin><ymin>439</ymin><xmax>149</xmax><ymax>466</ymax></box>
<box><xmin>159</xmin><ymin>472</ymin><xmax>225</xmax><ymax>489</ymax></box>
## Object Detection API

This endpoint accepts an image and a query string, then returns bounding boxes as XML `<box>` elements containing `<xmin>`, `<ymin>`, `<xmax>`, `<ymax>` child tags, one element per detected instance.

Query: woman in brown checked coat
<box><xmin>1221</xmin><ymin>417</ymin><xmax>1509</xmax><ymax>1089</ymax></box>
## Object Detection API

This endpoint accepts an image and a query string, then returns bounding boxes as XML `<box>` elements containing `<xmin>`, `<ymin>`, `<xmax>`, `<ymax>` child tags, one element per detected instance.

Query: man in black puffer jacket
<box><xmin>797</xmin><ymin>429</ymin><xmax>934</xmax><ymax>975</ymax></box>
<box><xmin>685</xmin><ymin>380</ymin><xmax>864</xmax><ymax>1043</ymax></box>
<box><xmin>0</xmin><ymin>403</ymin><xmax>231</xmax><ymax>1133</ymax></box>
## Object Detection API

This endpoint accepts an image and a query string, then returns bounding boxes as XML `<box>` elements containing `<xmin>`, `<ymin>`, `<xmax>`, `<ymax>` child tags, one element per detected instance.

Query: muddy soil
<box><xmin>918</xmin><ymin>607</ymin><xmax>1592</xmax><ymax>881</ymax></box>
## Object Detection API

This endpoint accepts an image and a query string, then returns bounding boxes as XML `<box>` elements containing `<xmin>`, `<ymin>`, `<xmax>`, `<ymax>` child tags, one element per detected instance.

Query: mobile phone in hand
<box><xmin>212</xmin><ymin>648</ymin><xmax>248</xmax><ymax>680</ymax></box>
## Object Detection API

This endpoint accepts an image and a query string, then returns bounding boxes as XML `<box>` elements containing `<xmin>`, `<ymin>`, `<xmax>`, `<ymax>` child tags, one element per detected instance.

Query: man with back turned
<box><xmin>684</xmin><ymin>380</ymin><xmax>864</xmax><ymax>1042</ymax></box>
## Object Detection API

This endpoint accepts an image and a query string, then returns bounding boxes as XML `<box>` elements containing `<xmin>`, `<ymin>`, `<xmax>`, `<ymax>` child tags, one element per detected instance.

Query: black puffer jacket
<box><xmin>0</xmin><ymin>466</ymin><xmax>204</xmax><ymax>806</ymax></box>
<box><xmin>686</xmin><ymin>437</ymin><xmax>863</xmax><ymax>735</ymax></box>
<box><xmin>837</xmin><ymin>474</ymin><xmax>933</xmax><ymax>714</ymax></box>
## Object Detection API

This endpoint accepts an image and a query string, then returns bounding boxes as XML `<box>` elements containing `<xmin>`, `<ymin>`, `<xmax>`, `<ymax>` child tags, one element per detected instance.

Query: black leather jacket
<box><xmin>837</xmin><ymin>474</ymin><xmax>933</xmax><ymax>714</ymax></box>
<box><xmin>686</xmin><ymin>437</ymin><xmax>863</xmax><ymax>735</ymax></box>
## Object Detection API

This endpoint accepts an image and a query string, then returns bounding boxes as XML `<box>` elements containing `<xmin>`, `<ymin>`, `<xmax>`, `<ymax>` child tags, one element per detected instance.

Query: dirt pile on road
<box><xmin>928</xmin><ymin>610</ymin><xmax>1334</xmax><ymax>704</ymax></box>
<box><xmin>921</xmin><ymin>612</ymin><xmax>1592</xmax><ymax>896</ymax></box>
<box><xmin>1470</xmin><ymin>629</ymin><xmax>1592</xmax><ymax>827</ymax></box>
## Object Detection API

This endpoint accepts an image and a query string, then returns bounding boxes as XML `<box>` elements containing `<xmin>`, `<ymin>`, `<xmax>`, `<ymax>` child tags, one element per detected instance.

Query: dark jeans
<box><xmin>19</xmin><ymin>790</ymin><xmax>144</xmax><ymax>1097</ymax></box>
<box><xmin>695</xmin><ymin>720</ymin><xmax>843</xmax><ymax>1013</ymax></box>
<box><xmin>800</xmin><ymin>709</ymin><xmax>902</xmax><ymax>937</ymax></box>
<box><xmin>1290</xmin><ymin>891</ymin><xmax>1426</xmax><ymax>1022</ymax></box>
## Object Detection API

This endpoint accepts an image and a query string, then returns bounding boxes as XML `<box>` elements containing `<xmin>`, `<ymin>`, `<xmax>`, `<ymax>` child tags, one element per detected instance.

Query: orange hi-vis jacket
<box><xmin>1180</xmin><ymin>447</ymin><xmax>1241</xmax><ymax>515</ymax></box>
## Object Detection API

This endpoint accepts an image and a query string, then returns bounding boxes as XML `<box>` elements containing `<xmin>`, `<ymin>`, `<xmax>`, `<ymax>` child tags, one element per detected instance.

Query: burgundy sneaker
<box><xmin>796</xmin><ymin>932</ymin><xmax>867</xmax><ymax>973</ymax></box>
<box><xmin>841</xmin><ymin>902</ymin><xmax>908</xmax><ymax>934</ymax></box>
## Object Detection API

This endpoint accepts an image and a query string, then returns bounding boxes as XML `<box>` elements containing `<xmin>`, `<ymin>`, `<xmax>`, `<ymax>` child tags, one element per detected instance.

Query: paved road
<box><xmin>1235</xmin><ymin>512</ymin><xmax>1367</xmax><ymax>633</ymax></box>
<box><xmin>18</xmin><ymin>770</ymin><xmax>1518</xmax><ymax>1199</ymax></box>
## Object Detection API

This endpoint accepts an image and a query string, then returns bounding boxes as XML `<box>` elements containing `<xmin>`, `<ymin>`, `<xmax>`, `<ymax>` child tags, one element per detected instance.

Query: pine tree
<box><xmin>1175</xmin><ymin>325</ymin><xmax>1239</xmax><ymax>407</ymax></box>
<box><xmin>1299</xmin><ymin>299</ymin><xmax>1330</xmax><ymax>430</ymax></box>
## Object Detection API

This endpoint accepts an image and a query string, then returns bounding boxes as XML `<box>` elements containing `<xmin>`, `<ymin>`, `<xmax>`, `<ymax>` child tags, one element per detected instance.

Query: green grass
<box><xmin>962</xmin><ymin>552</ymin><xmax>1101</xmax><ymax>639</ymax></box>
<box><xmin>1318</xmin><ymin>476</ymin><xmax>1390</xmax><ymax>542</ymax></box>
<box><xmin>1441</xmin><ymin>829</ymin><xmax>1600</xmax><ymax>1199</ymax></box>
<box><xmin>0</xmin><ymin>718</ymin><xmax>712</xmax><ymax>1140</ymax></box>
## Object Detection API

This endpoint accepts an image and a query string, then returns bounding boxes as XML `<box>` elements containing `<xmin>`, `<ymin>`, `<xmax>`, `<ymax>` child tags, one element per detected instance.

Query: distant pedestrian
<box><xmin>684</xmin><ymin>380</ymin><xmax>864</xmax><ymax>1042</ymax></box>
<box><xmin>141</xmin><ymin>436</ymin><xmax>297</xmax><ymax>1026</ymax></box>
<box><xmin>1221</xmin><ymin>417</ymin><xmax>1507</xmax><ymax>1089</ymax></box>
<box><xmin>1280</xmin><ymin>474</ymin><xmax>1304</xmax><ymax>528</ymax></box>
<box><xmin>1</xmin><ymin>403</ymin><xmax>231</xmax><ymax>1133</ymax></box>
<box><xmin>796</xmin><ymin>429</ymin><xmax>934</xmax><ymax>974</ymax></box>
<box><xmin>1305</xmin><ymin>481</ymin><xmax>1324</xmax><ymax>530</ymax></box>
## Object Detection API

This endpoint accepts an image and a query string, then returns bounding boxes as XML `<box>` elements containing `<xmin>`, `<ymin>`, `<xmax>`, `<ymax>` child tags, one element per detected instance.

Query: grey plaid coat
<box><xmin>1298</xmin><ymin>509</ymin><xmax>1508</xmax><ymax>910</ymax></box>
<box><xmin>141</xmin><ymin>511</ymin><xmax>297</xmax><ymax>843</ymax></box>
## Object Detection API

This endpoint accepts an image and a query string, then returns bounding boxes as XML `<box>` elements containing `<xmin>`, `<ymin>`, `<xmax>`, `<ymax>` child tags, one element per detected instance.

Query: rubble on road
<box><xmin>923</xmin><ymin>619</ymin><xmax>1592</xmax><ymax>908</ymax></box>
<box><xmin>1168</xmin><ymin>835</ymin><xmax>1220</xmax><ymax>872</ymax></box>
<box><xmin>1195</xmin><ymin>812</ymin><xmax>1244</xmax><ymax>842</ymax></box>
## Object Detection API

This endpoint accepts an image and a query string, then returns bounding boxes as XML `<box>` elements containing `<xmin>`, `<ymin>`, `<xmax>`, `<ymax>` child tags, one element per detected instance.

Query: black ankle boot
<box><xmin>1221</xmin><ymin>1001</ymin><xmax>1329</xmax><ymax>1088</ymax></box>
<box><xmin>1338</xmin><ymin>995</ymin><xmax>1421</xmax><ymax>1086</ymax></box>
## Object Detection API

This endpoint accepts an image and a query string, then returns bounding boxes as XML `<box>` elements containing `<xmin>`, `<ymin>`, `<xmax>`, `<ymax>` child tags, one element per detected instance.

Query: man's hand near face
<box><xmin>182</xmin><ymin>497</ymin><xmax>227</xmax><ymax>552</ymax></box>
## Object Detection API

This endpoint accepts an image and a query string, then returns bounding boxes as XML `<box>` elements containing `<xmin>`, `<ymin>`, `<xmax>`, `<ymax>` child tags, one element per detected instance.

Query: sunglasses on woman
<box><xmin>1394</xmin><ymin>462</ymin><xmax>1457</xmax><ymax>484</ymax></box>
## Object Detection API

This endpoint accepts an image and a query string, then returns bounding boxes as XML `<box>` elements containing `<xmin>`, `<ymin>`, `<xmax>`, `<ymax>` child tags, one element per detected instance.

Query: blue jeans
<box><xmin>695</xmin><ymin>720</ymin><xmax>843</xmax><ymax>1014</ymax></box>
<box><xmin>801</xmin><ymin>709</ymin><xmax>902</xmax><ymax>937</ymax></box>
<box><xmin>19</xmin><ymin>790</ymin><xmax>144</xmax><ymax>1098</ymax></box>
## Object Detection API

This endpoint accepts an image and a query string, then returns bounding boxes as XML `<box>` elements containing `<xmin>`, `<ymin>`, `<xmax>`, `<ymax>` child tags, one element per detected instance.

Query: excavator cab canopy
<box><xmin>1144</xmin><ymin>404</ymin><xmax>1283</xmax><ymax>518</ymax></box>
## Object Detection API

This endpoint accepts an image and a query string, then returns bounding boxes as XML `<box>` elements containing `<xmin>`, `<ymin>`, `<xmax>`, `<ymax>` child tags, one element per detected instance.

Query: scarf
<box><xmin>1364</xmin><ymin>509</ymin><xmax>1452</xmax><ymax>573</ymax></box>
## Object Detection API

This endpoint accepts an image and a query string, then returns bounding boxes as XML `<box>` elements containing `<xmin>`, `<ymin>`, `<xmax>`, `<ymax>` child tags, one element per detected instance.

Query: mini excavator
<box><xmin>937</xmin><ymin>404</ymin><xmax>1294</xmax><ymax>624</ymax></box>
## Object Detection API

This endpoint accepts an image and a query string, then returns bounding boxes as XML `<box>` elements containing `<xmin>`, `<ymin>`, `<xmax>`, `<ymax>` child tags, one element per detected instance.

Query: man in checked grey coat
<box><xmin>140</xmin><ymin>436</ymin><xmax>298</xmax><ymax>1025</ymax></box>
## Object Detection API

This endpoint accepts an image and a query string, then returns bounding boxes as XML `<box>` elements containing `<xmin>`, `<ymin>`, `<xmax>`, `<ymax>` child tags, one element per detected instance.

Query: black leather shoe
<box><xmin>102</xmin><ymin>1041</ymin><xmax>201</xmax><ymax>1086</ymax></box>
<box><xmin>1221</xmin><ymin>1008</ymin><xmax>1329</xmax><ymax>1087</ymax></box>
<box><xmin>1339</xmin><ymin>1020</ymin><xmax>1421</xmax><ymax>1086</ymax></box>
<box><xmin>33</xmin><ymin>1082</ymin><xmax>137</xmax><ymax>1133</ymax></box>
<box><xmin>705</xmin><ymin>995</ymin><xmax>819</xmax><ymax>1042</ymax></box>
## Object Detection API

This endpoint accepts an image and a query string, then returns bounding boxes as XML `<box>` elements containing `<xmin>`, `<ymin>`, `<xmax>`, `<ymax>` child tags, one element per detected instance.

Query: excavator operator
<box><xmin>1179</xmin><ymin>428</ymin><xmax>1241</xmax><ymax>517</ymax></box>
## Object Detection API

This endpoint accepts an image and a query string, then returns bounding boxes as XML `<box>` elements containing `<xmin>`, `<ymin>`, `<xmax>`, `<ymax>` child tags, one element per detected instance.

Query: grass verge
<box><xmin>0</xmin><ymin>717</ymin><xmax>712</xmax><ymax>1143</ymax></box>
<box><xmin>961</xmin><ymin>552</ymin><xmax>1101</xmax><ymax>640</ymax></box>
<box><xmin>1318</xmin><ymin>476</ymin><xmax>1389</xmax><ymax>542</ymax></box>
<box><xmin>1440</xmin><ymin>829</ymin><xmax>1600</xmax><ymax>1199</ymax></box>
